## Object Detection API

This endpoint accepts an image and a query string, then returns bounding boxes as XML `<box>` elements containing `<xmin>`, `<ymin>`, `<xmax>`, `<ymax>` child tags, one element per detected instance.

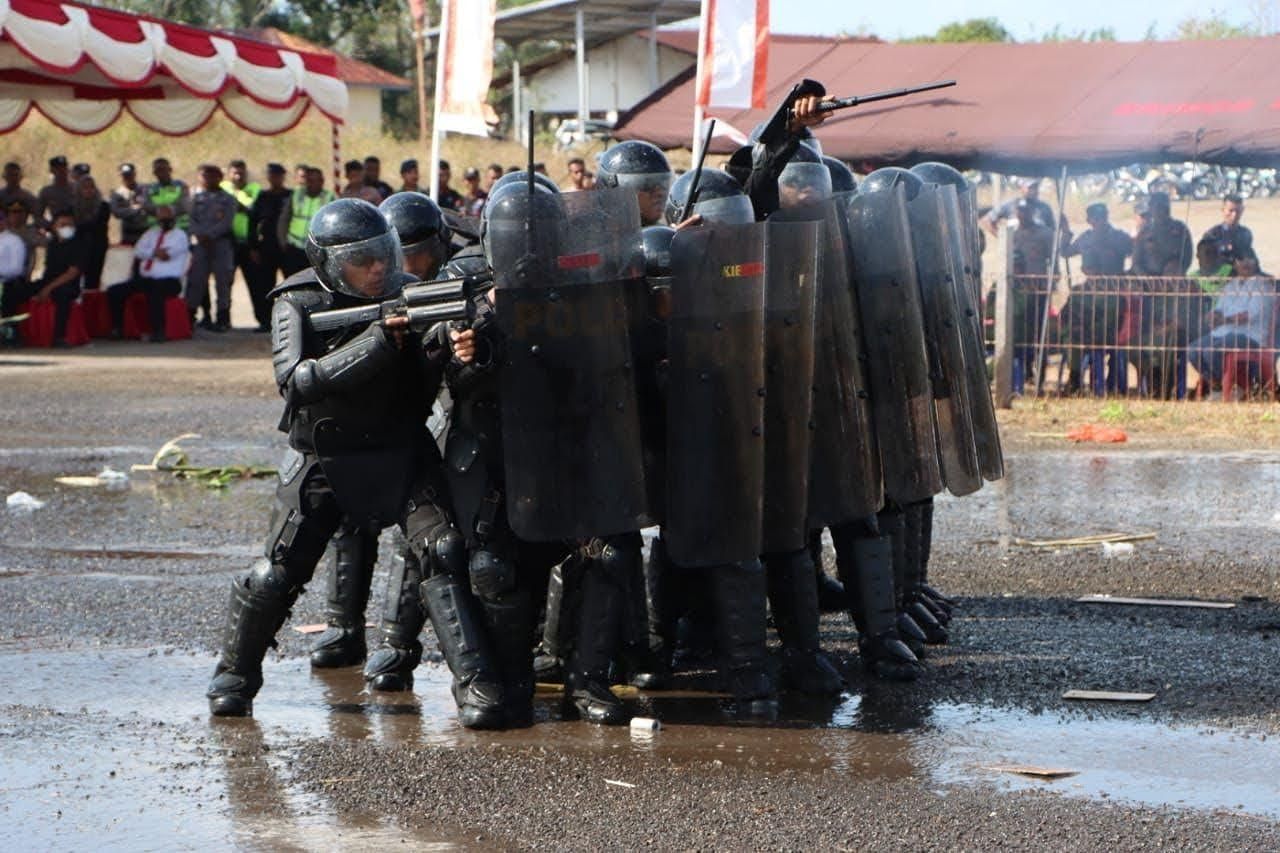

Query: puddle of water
<box><xmin>0</xmin><ymin>644</ymin><xmax>1276</xmax><ymax>849</ymax></box>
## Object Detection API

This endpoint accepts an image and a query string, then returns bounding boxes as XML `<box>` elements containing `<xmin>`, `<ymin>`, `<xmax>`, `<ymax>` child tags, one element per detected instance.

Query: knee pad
<box><xmin>469</xmin><ymin>549</ymin><xmax>516</xmax><ymax>603</ymax></box>
<box><xmin>245</xmin><ymin>557</ymin><xmax>295</xmax><ymax>597</ymax></box>
<box><xmin>423</xmin><ymin>524</ymin><xmax>466</xmax><ymax>578</ymax></box>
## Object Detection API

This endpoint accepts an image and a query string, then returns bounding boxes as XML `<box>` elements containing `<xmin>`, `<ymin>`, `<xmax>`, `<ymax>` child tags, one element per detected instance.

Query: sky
<box><xmin>766</xmin><ymin>0</ymin><xmax>1264</xmax><ymax>41</ymax></box>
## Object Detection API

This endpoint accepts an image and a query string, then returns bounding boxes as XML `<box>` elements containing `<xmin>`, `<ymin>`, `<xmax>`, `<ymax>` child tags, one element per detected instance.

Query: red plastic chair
<box><xmin>79</xmin><ymin>289</ymin><xmax>113</xmax><ymax>338</ymax></box>
<box><xmin>16</xmin><ymin>299</ymin><xmax>89</xmax><ymax>347</ymax></box>
<box><xmin>1220</xmin><ymin>296</ymin><xmax>1280</xmax><ymax>401</ymax></box>
<box><xmin>121</xmin><ymin>293</ymin><xmax>192</xmax><ymax>341</ymax></box>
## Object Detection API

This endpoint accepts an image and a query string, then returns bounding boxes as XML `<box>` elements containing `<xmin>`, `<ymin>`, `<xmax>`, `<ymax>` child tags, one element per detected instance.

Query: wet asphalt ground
<box><xmin>2</xmin><ymin>336</ymin><xmax>1280</xmax><ymax>850</ymax></box>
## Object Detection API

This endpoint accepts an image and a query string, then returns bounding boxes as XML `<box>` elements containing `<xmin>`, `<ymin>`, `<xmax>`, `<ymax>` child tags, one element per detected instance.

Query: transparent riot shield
<box><xmin>664</xmin><ymin>222</ymin><xmax>767</xmax><ymax>568</ymax></box>
<box><xmin>845</xmin><ymin>185</ymin><xmax>943</xmax><ymax>505</ymax></box>
<box><xmin>760</xmin><ymin>217</ymin><xmax>820</xmax><ymax>553</ymax></box>
<box><xmin>944</xmin><ymin>186</ymin><xmax>1005</xmax><ymax>481</ymax></box>
<box><xmin>493</xmin><ymin>187</ymin><xmax>650</xmax><ymax>541</ymax></box>
<box><xmin>808</xmin><ymin>194</ymin><xmax>883</xmax><ymax>526</ymax></box>
<box><xmin>907</xmin><ymin>186</ymin><xmax>982</xmax><ymax>497</ymax></box>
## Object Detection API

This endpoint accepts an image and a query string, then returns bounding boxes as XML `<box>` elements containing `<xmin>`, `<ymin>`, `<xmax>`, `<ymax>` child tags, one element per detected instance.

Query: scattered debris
<box><xmin>1101</xmin><ymin>541</ymin><xmax>1135</xmax><ymax>558</ymax></box>
<box><xmin>1014</xmin><ymin>532</ymin><xmax>1155</xmax><ymax>549</ymax></box>
<box><xmin>6</xmin><ymin>491</ymin><xmax>45</xmax><ymax>512</ymax></box>
<box><xmin>1062</xmin><ymin>690</ymin><xmax>1156</xmax><ymax>702</ymax></box>
<box><xmin>292</xmin><ymin>622</ymin><xmax>376</xmax><ymax>634</ymax></box>
<box><xmin>603</xmin><ymin>779</ymin><xmax>636</xmax><ymax>789</ymax></box>
<box><xmin>131</xmin><ymin>433</ymin><xmax>275</xmax><ymax>489</ymax></box>
<box><xmin>1076</xmin><ymin>595</ymin><xmax>1235</xmax><ymax>610</ymax></box>
<box><xmin>56</xmin><ymin>467</ymin><xmax>130</xmax><ymax>489</ymax></box>
<box><xmin>985</xmin><ymin>764</ymin><xmax>1078</xmax><ymax>780</ymax></box>
<box><xmin>1065</xmin><ymin>423</ymin><xmax>1128</xmax><ymax>443</ymax></box>
<box><xmin>630</xmin><ymin>717</ymin><xmax>661</xmax><ymax>734</ymax></box>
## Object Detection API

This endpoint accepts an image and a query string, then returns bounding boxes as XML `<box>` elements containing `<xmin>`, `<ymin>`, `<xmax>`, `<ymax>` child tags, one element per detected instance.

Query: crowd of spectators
<box><xmin>1005</xmin><ymin>181</ymin><xmax>1274</xmax><ymax>399</ymax></box>
<box><xmin>0</xmin><ymin>154</ymin><xmax>597</xmax><ymax>348</ymax></box>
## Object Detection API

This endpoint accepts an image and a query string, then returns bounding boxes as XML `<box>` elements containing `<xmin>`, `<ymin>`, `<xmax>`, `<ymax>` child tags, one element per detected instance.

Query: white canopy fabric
<box><xmin>0</xmin><ymin>0</ymin><xmax>347</xmax><ymax>135</ymax></box>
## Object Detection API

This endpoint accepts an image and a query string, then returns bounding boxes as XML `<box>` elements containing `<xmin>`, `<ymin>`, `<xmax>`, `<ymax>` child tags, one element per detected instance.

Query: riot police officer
<box><xmin>596</xmin><ymin>141</ymin><xmax>674</xmax><ymax>227</ymax></box>
<box><xmin>205</xmin><ymin>199</ymin><xmax>505</xmax><ymax>728</ymax></box>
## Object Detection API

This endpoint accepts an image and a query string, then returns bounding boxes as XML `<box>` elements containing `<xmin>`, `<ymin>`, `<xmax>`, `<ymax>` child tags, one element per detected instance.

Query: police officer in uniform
<box><xmin>205</xmin><ymin>199</ymin><xmax>506</xmax><ymax>729</ymax></box>
<box><xmin>223</xmin><ymin>160</ymin><xmax>265</xmax><ymax>330</ymax></box>
<box><xmin>278</xmin><ymin>167</ymin><xmax>336</xmax><ymax>276</ymax></box>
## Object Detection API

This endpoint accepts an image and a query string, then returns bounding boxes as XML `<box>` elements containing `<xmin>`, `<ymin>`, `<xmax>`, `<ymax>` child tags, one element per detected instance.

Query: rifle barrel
<box><xmin>813</xmin><ymin>79</ymin><xmax>956</xmax><ymax>114</ymax></box>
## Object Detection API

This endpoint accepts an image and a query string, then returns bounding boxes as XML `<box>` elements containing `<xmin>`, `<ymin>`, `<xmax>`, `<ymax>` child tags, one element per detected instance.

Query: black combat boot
<box><xmin>914</xmin><ymin>499</ymin><xmax>957</xmax><ymax>622</ymax></box>
<box><xmin>764</xmin><ymin>550</ymin><xmax>843</xmax><ymax>696</ymax></box>
<box><xmin>310</xmin><ymin>528</ymin><xmax>375</xmax><ymax>668</ymax></box>
<box><xmin>420</xmin><ymin>573</ymin><xmax>506</xmax><ymax>729</ymax></box>
<box><xmin>364</xmin><ymin>549</ymin><xmax>425</xmax><ymax>691</ymax></box>
<box><xmin>532</xmin><ymin>557</ymin><xmax>578</xmax><ymax>684</ymax></box>
<box><xmin>901</xmin><ymin>502</ymin><xmax>948</xmax><ymax>642</ymax></box>
<box><xmin>710</xmin><ymin>560</ymin><xmax>778</xmax><ymax>718</ymax></box>
<box><xmin>809</xmin><ymin>532</ymin><xmax>847</xmax><ymax>614</ymax></box>
<box><xmin>480</xmin><ymin>583</ymin><xmax>538</xmax><ymax>728</ymax></box>
<box><xmin>837</xmin><ymin>536</ymin><xmax>924</xmax><ymax>682</ymax></box>
<box><xmin>207</xmin><ymin>577</ymin><xmax>294</xmax><ymax>717</ymax></box>
<box><xmin>565</xmin><ymin>561</ymin><xmax>629</xmax><ymax>725</ymax></box>
<box><xmin>622</xmin><ymin>536</ymin><xmax>671</xmax><ymax>690</ymax></box>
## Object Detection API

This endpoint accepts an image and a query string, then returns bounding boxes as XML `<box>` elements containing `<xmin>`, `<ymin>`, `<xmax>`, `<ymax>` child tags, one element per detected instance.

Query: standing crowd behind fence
<box><xmin>992</xmin><ymin>183</ymin><xmax>1273</xmax><ymax>401</ymax></box>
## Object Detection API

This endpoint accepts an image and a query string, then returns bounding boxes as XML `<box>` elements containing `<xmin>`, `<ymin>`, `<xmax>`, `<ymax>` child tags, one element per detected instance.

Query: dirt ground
<box><xmin>2</xmin><ymin>337</ymin><xmax>1280</xmax><ymax>850</ymax></box>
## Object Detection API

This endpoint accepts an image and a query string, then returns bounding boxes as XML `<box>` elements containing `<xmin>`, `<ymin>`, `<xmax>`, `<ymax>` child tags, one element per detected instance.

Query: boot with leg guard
<box><xmin>310</xmin><ymin>524</ymin><xmax>378</xmax><ymax>668</ymax></box>
<box><xmin>832</xmin><ymin>526</ymin><xmax>923</xmax><ymax>682</ymax></box>
<box><xmin>902</xmin><ymin>501</ymin><xmax>948</xmax><ymax>643</ymax></box>
<box><xmin>623</xmin><ymin>535</ymin><xmax>670</xmax><ymax>689</ymax></box>
<box><xmin>363</xmin><ymin>544</ymin><xmax>425</xmax><ymax>691</ymax></box>
<box><xmin>207</xmin><ymin>568</ymin><xmax>297</xmax><ymax>716</ymax></box>
<box><xmin>533</xmin><ymin>557</ymin><xmax>579</xmax><ymax>683</ymax></box>
<box><xmin>764</xmin><ymin>549</ymin><xmax>843</xmax><ymax>696</ymax></box>
<box><xmin>711</xmin><ymin>559</ymin><xmax>779</xmax><ymax>718</ymax></box>
<box><xmin>874</xmin><ymin>509</ymin><xmax>929</xmax><ymax>658</ymax></box>
<box><xmin>564</xmin><ymin>538</ymin><xmax>632</xmax><ymax>725</ymax></box>
<box><xmin>914</xmin><ymin>498</ymin><xmax>956</xmax><ymax>617</ymax></box>
<box><xmin>809</xmin><ymin>531</ymin><xmax>847</xmax><ymax>614</ymax></box>
<box><xmin>420</xmin><ymin>572</ymin><xmax>506</xmax><ymax>728</ymax></box>
<box><xmin>471</xmin><ymin>547</ymin><xmax>538</xmax><ymax>728</ymax></box>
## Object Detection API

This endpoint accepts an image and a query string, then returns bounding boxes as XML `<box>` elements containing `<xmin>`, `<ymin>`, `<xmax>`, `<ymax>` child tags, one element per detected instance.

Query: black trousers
<box><xmin>107</xmin><ymin>275</ymin><xmax>182</xmax><ymax>338</ymax></box>
<box><xmin>2</xmin><ymin>279</ymin><xmax>79</xmax><ymax>343</ymax></box>
<box><xmin>251</xmin><ymin>245</ymin><xmax>284</xmax><ymax>327</ymax></box>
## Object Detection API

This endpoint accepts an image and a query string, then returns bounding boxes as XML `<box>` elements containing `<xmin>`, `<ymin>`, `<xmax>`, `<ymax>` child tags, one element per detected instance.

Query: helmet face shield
<box><xmin>778</xmin><ymin>162</ymin><xmax>833</xmax><ymax>209</ymax></box>
<box><xmin>617</xmin><ymin>171</ymin><xmax>673</xmax><ymax>224</ymax></box>
<box><xmin>322</xmin><ymin>232</ymin><xmax>405</xmax><ymax>299</ymax></box>
<box><xmin>691</xmin><ymin>194</ymin><xmax>755</xmax><ymax>225</ymax></box>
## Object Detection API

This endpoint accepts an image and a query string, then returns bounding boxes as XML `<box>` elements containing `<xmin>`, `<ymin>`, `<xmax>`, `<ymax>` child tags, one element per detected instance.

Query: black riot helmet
<box><xmin>824</xmin><ymin>156</ymin><xmax>857</xmax><ymax>193</ymax></box>
<box><xmin>777</xmin><ymin>143</ymin><xmax>831</xmax><ymax>209</ymax></box>
<box><xmin>859</xmin><ymin>166</ymin><xmax>924</xmax><ymax>201</ymax></box>
<box><xmin>725</xmin><ymin>145</ymin><xmax>753</xmax><ymax>186</ymax></box>
<box><xmin>597</xmin><ymin>141</ymin><xmax>673</xmax><ymax>225</ymax></box>
<box><xmin>304</xmin><ymin>197</ymin><xmax>405</xmax><ymax>299</ymax></box>
<box><xmin>641</xmin><ymin>224</ymin><xmax>675</xmax><ymax>280</ymax></box>
<box><xmin>379</xmin><ymin>192</ymin><xmax>451</xmax><ymax>278</ymax></box>
<box><xmin>491</xmin><ymin>170</ymin><xmax>560</xmax><ymax>196</ymax></box>
<box><xmin>438</xmin><ymin>246</ymin><xmax>490</xmax><ymax>281</ymax></box>
<box><xmin>481</xmin><ymin>180</ymin><xmax>565</xmax><ymax>283</ymax></box>
<box><xmin>664</xmin><ymin>167</ymin><xmax>755</xmax><ymax>226</ymax></box>
<box><xmin>909</xmin><ymin>161</ymin><xmax>969</xmax><ymax>191</ymax></box>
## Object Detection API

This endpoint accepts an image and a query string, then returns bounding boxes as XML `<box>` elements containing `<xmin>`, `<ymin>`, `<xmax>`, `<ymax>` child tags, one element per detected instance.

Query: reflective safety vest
<box><xmin>287</xmin><ymin>188</ymin><xmax>335</xmax><ymax>249</ymax></box>
<box><xmin>222</xmin><ymin>180</ymin><xmax>261</xmax><ymax>243</ymax></box>
<box><xmin>148</xmin><ymin>181</ymin><xmax>188</xmax><ymax>229</ymax></box>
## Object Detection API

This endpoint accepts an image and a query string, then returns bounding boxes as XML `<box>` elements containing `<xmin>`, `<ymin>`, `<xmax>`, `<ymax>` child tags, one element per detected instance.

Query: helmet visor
<box><xmin>692</xmin><ymin>194</ymin><xmax>755</xmax><ymax>226</ymax></box>
<box><xmin>323</xmin><ymin>232</ymin><xmax>405</xmax><ymax>299</ymax></box>
<box><xmin>778</xmin><ymin>162</ymin><xmax>833</xmax><ymax>209</ymax></box>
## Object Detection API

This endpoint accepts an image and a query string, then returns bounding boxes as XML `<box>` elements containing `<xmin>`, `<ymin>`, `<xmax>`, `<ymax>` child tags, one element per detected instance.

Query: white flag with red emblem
<box><xmin>696</xmin><ymin>0</ymin><xmax>770</xmax><ymax>110</ymax></box>
<box><xmin>435</xmin><ymin>0</ymin><xmax>497</xmax><ymax>136</ymax></box>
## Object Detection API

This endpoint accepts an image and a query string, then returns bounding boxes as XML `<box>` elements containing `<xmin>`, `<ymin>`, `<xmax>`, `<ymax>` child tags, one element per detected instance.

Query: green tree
<box><xmin>1038</xmin><ymin>24</ymin><xmax>1117</xmax><ymax>42</ymax></box>
<box><xmin>905</xmin><ymin>17</ymin><xmax>1015</xmax><ymax>43</ymax></box>
<box><xmin>1171</xmin><ymin>14</ymin><xmax>1255</xmax><ymax>39</ymax></box>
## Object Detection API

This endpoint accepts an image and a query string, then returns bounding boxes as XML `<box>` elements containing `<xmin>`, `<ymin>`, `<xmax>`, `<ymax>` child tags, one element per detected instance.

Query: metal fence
<box><xmin>991</xmin><ymin>272</ymin><xmax>1280</xmax><ymax>402</ymax></box>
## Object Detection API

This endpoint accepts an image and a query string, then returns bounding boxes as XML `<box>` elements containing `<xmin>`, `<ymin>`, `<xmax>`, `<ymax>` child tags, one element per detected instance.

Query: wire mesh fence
<box><xmin>994</xmin><ymin>274</ymin><xmax>1279</xmax><ymax>401</ymax></box>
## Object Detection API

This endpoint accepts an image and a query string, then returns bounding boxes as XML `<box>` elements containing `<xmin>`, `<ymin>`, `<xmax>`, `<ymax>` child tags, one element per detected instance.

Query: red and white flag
<box><xmin>696</xmin><ymin>0</ymin><xmax>770</xmax><ymax>110</ymax></box>
<box><xmin>435</xmin><ymin>0</ymin><xmax>497</xmax><ymax>136</ymax></box>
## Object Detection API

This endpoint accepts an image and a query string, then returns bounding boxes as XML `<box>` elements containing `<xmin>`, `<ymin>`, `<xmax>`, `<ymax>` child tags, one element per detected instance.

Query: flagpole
<box><xmin>413</xmin><ymin>5</ymin><xmax>429</xmax><ymax>146</ymax></box>
<box><xmin>428</xmin><ymin>0</ymin><xmax>451</xmax><ymax>203</ymax></box>
<box><xmin>691</xmin><ymin>0</ymin><xmax>710</xmax><ymax>160</ymax></box>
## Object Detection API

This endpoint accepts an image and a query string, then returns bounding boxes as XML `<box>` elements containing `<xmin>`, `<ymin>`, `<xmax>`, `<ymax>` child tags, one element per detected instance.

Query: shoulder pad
<box><xmin>277</xmin><ymin>286</ymin><xmax>332</xmax><ymax>315</ymax></box>
<box><xmin>269</xmin><ymin>268</ymin><xmax>321</xmax><ymax>300</ymax></box>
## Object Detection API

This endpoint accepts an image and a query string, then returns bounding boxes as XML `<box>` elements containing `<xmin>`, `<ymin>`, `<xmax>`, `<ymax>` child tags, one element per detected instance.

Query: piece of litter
<box><xmin>1076</xmin><ymin>595</ymin><xmax>1235</xmax><ymax>610</ymax></box>
<box><xmin>55</xmin><ymin>476</ymin><xmax>104</xmax><ymax>488</ymax></box>
<box><xmin>630</xmin><ymin>717</ymin><xmax>661</xmax><ymax>733</ymax></box>
<box><xmin>6</xmin><ymin>491</ymin><xmax>45</xmax><ymax>511</ymax></box>
<box><xmin>603</xmin><ymin>779</ymin><xmax>636</xmax><ymax>788</ymax></box>
<box><xmin>1101</xmin><ymin>542</ymin><xmax>1134</xmax><ymax>558</ymax></box>
<box><xmin>292</xmin><ymin>623</ymin><xmax>327</xmax><ymax>634</ymax></box>
<box><xmin>1065</xmin><ymin>423</ymin><xmax>1127</xmax><ymax>443</ymax></box>
<box><xmin>1014</xmin><ymin>532</ymin><xmax>1155</xmax><ymax>549</ymax></box>
<box><xmin>985</xmin><ymin>764</ymin><xmax>1078</xmax><ymax>780</ymax></box>
<box><xmin>97</xmin><ymin>467</ymin><xmax>129</xmax><ymax>483</ymax></box>
<box><xmin>1062</xmin><ymin>690</ymin><xmax>1156</xmax><ymax>702</ymax></box>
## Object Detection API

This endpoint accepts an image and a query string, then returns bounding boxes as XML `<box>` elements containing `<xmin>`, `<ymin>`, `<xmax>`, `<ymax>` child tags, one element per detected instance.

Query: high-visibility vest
<box><xmin>148</xmin><ymin>181</ymin><xmax>188</xmax><ymax>229</ymax></box>
<box><xmin>222</xmin><ymin>180</ymin><xmax>261</xmax><ymax>242</ymax></box>
<box><xmin>287</xmin><ymin>188</ymin><xmax>335</xmax><ymax>249</ymax></box>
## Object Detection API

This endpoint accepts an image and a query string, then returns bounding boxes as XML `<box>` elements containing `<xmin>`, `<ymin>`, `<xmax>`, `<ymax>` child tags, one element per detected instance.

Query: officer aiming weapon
<box><xmin>308</xmin><ymin>270</ymin><xmax>492</xmax><ymax>333</ymax></box>
<box><xmin>756</xmin><ymin>78</ymin><xmax>956</xmax><ymax>147</ymax></box>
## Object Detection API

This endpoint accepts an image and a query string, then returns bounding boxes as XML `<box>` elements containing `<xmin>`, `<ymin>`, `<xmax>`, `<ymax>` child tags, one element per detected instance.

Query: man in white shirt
<box><xmin>0</xmin><ymin>217</ymin><xmax>27</xmax><ymax>284</ymax></box>
<box><xmin>107</xmin><ymin>204</ymin><xmax>189</xmax><ymax>342</ymax></box>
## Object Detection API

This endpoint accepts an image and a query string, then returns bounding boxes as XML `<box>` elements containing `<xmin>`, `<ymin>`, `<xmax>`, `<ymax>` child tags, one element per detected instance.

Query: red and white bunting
<box><xmin>0</xmin><ymin>0</ymin><xmax>347</xmax><ymax>136</ymax></box>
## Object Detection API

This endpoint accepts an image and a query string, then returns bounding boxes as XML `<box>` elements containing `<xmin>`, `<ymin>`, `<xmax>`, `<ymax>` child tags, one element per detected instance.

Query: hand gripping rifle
<box><xmin>755</xmin><ymin>78</ymin><xmax>957</xmax><ymax>147</ymax></box>
<box><xmin>307</xmin><ymin>270</ymin><xmax>494</xmax><ymax>334</ymax></box>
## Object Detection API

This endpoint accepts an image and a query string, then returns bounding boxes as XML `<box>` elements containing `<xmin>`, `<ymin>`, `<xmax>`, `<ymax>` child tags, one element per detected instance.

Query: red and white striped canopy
<box><xmin>0</xmin><ymin>0</ymin><xmax>348</xmax><ymax>135</ymax></box>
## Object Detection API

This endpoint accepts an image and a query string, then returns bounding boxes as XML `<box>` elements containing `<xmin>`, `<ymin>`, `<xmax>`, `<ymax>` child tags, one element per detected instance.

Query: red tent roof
<box><xmin>232</xmin><ymin>28</ymin><xmax>411</xmax><ymax>90</ymax></box>
<box><xmin>616</xmin><ymin>36</ymin><xmax>1280</xmax><ymax>173</ymax></box>
<box><xmin>0</xmin><ymin>0</ymin><xmax>348</xmax><ymax>135</ymax></box>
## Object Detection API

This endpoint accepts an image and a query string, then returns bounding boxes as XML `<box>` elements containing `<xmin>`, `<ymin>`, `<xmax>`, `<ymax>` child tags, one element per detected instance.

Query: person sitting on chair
<box><xmin>1186</xmin><ymin>249</ymin><xmax>1276</xmax><ymax>388</ymax></box>
<box><xmin>107</xmin><ymin>204</ymin><xmax>189</xmax><ymax>342</ymax></box>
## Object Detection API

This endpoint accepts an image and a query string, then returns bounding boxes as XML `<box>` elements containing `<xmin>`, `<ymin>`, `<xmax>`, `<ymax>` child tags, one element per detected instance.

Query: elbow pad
<box><xmin>291</xmin><ymin>323</ymin><xmax>397</xmax><ymax>403</ymax></box>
